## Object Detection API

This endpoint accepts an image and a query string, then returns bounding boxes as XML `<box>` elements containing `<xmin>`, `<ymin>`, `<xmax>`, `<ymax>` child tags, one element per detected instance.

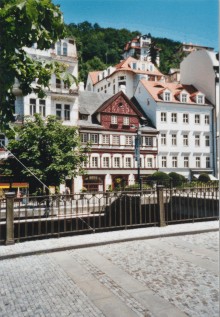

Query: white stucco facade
<box><xmin>134</xmin><ymin>80</ymin><xmax>215</xmax><ymax>180</ymax></box>
<box><xmin>180</xmin><ymin>50</ymin><xmax>219</xmax><ymax>178</ymax></box>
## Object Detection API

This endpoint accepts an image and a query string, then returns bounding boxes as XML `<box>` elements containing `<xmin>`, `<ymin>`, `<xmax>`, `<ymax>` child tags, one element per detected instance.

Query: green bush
<box><xmin>198</xmin><ymin>173</ymin><xmax>210</xmax><ymax>183</ymax></box>
<box><xmin>169</xmin><ymin>172</ymin><xmax>186</xmax><ymax>187</ymax></box>
<box><xmin>147</xmin><ymin>172</ymin><xmax>170</xmax><ymax>186</ymax></box>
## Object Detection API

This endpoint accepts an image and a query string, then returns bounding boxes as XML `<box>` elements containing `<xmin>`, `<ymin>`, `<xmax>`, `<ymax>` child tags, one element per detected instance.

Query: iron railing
<box><xmin>0</xmin><ymin>185</ymin><xmax>219</xmax><ymax>244</ymax></box>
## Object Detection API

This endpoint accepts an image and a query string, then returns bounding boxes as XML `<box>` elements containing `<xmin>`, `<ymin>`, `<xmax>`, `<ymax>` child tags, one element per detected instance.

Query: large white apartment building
<box><xmin>86</xmin><ymin>56</ymin><xmax>164</xmax><ymax>99</ymax></box>
<box><xmin>13</xmin><ymin>38</ymin><xmax>80</xmax><ymax>126</ymax></box>
<box><xmin>134</xmin><ymin>80</ymin><xmax>215</xmax><ymax>180</ymax></box>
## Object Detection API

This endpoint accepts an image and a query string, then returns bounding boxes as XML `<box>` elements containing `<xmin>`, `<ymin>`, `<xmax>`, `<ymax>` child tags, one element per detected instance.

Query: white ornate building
<box><xmin>86</xmin><ymin>56</ymin><xmax>164</xmax><ymax>99</ymax></box>
<box><xmin>134</xmin><ymin>80</ymin><xmax>215</xmax><ymax>180</ymax></box>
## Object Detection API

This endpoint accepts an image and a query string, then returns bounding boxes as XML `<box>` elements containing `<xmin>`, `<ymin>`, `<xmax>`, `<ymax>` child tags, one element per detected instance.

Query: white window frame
<box><xmin>171</xmin><ymin>134</ymin><xmax>177</xmax><ymax>146</ymax></box>
<box><xmin>147</xmin><ymin>157</ymin><xmax>153</xmax><ymax>167</ymax></box>
<box><xmin>205</xmin><ymin>135</ymin><xmax>210</xmax><ymax>147</ymax></box>
<box><xmin>102</xmin><ymin>135</ymin><xmax>110</xmax><ymax>144</ymax></box>
<box><xmin>91</xmin><ymin>157</ymin><xmax>98</xmax><ymax>168</ymax></box>
<box><xmin>125</xmin><ymin>136</ymin><xmax>132</xmax><ymax>145</ymax></box>
<box><xmin>183</xmin><ymin>134</ymin><xmax>188</xmax><ymax>146</ymax></box>
<box><xmin>125</xmin><ymin>157</ymin><xmax>132</xmax><ymax>168</ymax></box>
<box><xmin>205</xmin><ymin>115</ymin><xmax>210</xmax><ymax>125</ymax></box>
<box><xmin>123</xmin><ymin>116</ymin><xmax>130</xmax><ymax>126</ymax></box>
<box><xmin>64</xmin><ymin>104</ymin><xmax>70</xmax><ymax>121</ymax></box>
<box><xmin>114</xmin><ymin>157</ymin><xmax>120</xmax><ymax>168</ymax></box>
<box><xmin>39</xmin><ymin>99</ymin><xmax>46</xmax><ymax>117</ymax></box>
<box><xmin>172</xmin><ymin>156</ymin><xmax>178</xmax><ymax>168</ymax></box>
<box><xmin>171</xmin><ymin>113</ymin><xmax>177</xmax><ymax>123</ymax></box>
<box><xmin>80</xmin><ymin>133</ymin><xmax>88</xmax><ymax>143</ymax></box>
<box><xmin>112</xmin><ymin>135</ymin><xmax>120</xmax><ymax>145</ymax></box>
<box><xmin>195</xmin><ymin>135</ymin><xmax>200</xmax><ymax>147</ymax></box>
<box><xmin>164</xmin><ymin>91</ymin><xmax>171</xmax><ymax>101</ymax></box>
<box><xmin>161</xmin><ymin>133</ymin><xmax>166</xmax><ymax>145</ymax></box>
<box><xmin>183</xmin><ymin>113</ymin><xmax>189</xmax><ymax>123</ymax></box>
<box><xmin>206</xmin><ymin>157</ymin><xmax>210</xmax><ymax>168</ymax></box>
<box><xmin>111</xmin><ymin>115</ymin><xmax>117</xmax><ymax>124</ymax></box>
<box><xmin>184</xmin><ymin>157</ymin><xmax>189</xmax><ymax>168</ymax></box>
<box><xmin>197</xmin><ymin>94</ymin><xmax>204</xmax><ymax>104</ymax></box>
<box><xmin>30</xmin><ymin>98</ymin><xmax>36</xmax><ymax>116</ymax></box>
<box><xmin>181</xmin><ymin>93</ymin><xmax>188</xmax><ymax>103</ymax></box>
<box><xmin>90</xmin><ymin>134</ymin><xmax>99</xmax><ymax>144</ymax></box>
<box><xmin>195</xmin><ymin>157</ymin><xmax>200</xmax><ymax>168</ymax></box>
<box><xmin>161</xmin><ymin>112</ymin><xmax>167</xmax><ymax>122</ymax></box>
<box><xmin>195</xmin><ymin>114</ymin><xmax>200</xmax><ymax>124</ymax></box>
<box><xmin>103</xmin><ymin>157</ymin><xmax>110</xmax><ymax>168</ymax></box>
<box><xmin>162</xmin><ymin>156</ymin><xmax>167</xmax><ymax>167</ymax></box>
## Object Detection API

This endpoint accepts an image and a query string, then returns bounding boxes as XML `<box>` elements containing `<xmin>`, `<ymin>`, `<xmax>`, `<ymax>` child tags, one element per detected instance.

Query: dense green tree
<box><xmin>1</xmin><ymin>115</ymin><xmax>89</xmax><ymax>192</ymax></box>
<box><xmin>169</xmin><ymin>172</ymin><xmax>186</xmax><ymax>187</ymax></box>
<box><xmin>198</xmin><ymin>173</ymin><xmax>210</xmax><ymax>183</ymax></box>
<box><xmin>0</xmin><ymin>0</ymin><xmax>66</xmax><ymax>130</ymax></box>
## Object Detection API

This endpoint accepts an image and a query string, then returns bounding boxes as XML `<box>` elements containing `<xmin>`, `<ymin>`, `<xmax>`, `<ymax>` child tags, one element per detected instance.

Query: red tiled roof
<box><xmin>88</xmin><ymin>71</ymin><xmax>101</xmax><ymax>85</ymax></box>
<box><xmin>140</xmin><ymin>80</ymin><xmax>211</xmax><ymax>105</ymax></box>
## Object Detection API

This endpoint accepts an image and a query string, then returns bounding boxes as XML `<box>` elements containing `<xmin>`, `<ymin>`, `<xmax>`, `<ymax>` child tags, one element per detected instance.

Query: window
<box><xmin>147</xmin><ymin>157</ymin><xmax>153</xmax><ymax>167</ymax></box>
<box><xmin>162</xmin><ymin>156</ymin><xmax>167</xmax><ymax>167</ymax></box>
<box><xmin>63</xmin><ymin>42</ymin><xmax>67</xmax><ymax>56</ymax></box>
<box><xmin>56</xmin><ymin>104</ymin><xmax>62</xmax><ymax>119</ymax></box>
<box><xmin>161</xmin><ymin>112</ymin><xmax>167</xmax><ymax>122</ymax></box>
<box><xmin>102</xmin><ymin>135</ymin><xmax>110</xmax><ymax>144</ymax></box>
<box><xmin>181</xmin><ymin>94</ymin><xmax>187</xmax><ymax>103</ymax></box>
<box><xmin>56</xmin><ymin>78</ymin><xmax>61</xmax><ymax>89</ymax></box>
<box><xmin>183</xmin><ymin>113</ymin><xmax>189</xmax><ymax>123</ymax></box>
<box><xmin>183</xmin><ymin>134</ymin><xmax>188</xmax><ymax>146</ymax></box>
<box><xmin>30</xmin><ymin>99</ymin><xmax>36</xmax><ymax>116</ymax></box>
<box><xmin>80</xmin><ymin>133</ymin><xmax>88</xmax><ymax>143</ymax></box>
<box><xmin>206</xmin><ymin>157</ymin><xmax>210</xmax><ymax>168</ymax></box>
<box><xmin>91</xmin><ymin>157</ymin><xmax>98</xmax><ymax>168</ymax></box>
<box><xmin>125</xmin><ymin>157</ymin><xmax>132</xmax><ymax>168</ymax></box>
<box><xmin>112</xmin><ymin>135</ymin><xmax>120</xmax><ymax>145</ymax></box>
<box><xmin>39</xmin><ymin>100</ymin><xmax>46</xmax><ymax>117</ymax></box>
<box><xmin>103</xmin><ymin>157</ymin><xmax>110</xmax><ymax>168</ymax></box>
<box><xmin>195</xmin><ymin>114</ymin><xmax>200</xmax><ymax>124</ymax></box>
<box><xmin>114</xmin><ymin>157</ymin><xmax>120</xmax><ymax>168</ymax></box>
<box><xmin>205</xmin><ymin>115</ymin><xmax>210</xmax><ymax>124</ymax></box>
<box><xmin>125</xmin><ymin>136</ymin><xmax>132</xmax><ymax>145</ymax></box>
<box><xmin>172</xmin><ymin>156</ymin><xmax>177</xmax><ymax>168</ymax></box>
<box><xmin>111</xmin><ymin>115</ymin><xmax>117</xmax><ymax>124</ymax></box>
<box><xmin>184</xmin><ymin>157</ymin><xmax>189</xmax><ymax>168</ymax></box>
<box><xmin>144</xmin><ymin>137</ymin><xmax>153</xmax><ymax>146</ymax></box>
<box><xmin>57</xmin><ymin>41</ymin><xmax>61</xmax><ymax>55</ymax></box>
<box><xmin>195</xmin><ymin>135</ymin><xmax>200</xmax><ymax>146</ymax></box>
<box><xmin>64</xmin><ymin>104</ymin><xmax>70</xmax><ymax>121</ymax></box>
<box><xmin>196</xmin><ymin>157</ymin><xmax>200</xmax><ymax>168</ymax></box>
<box><xmin>123</xmin><ymin>117</ymin><xmax>129</xmax><ymax>126</ymax></box>
<box><xmin>164</xmin><ymin>92</ymin><xmax>171</xmax><ymax>101</ymax></box>
<box><xmin>171</xmin><ymin>134</ymin><xmax>177</xmax><ymax>146</ymax></box>
<box><xmin>90</xmin><ymin>134</ymin><xmax>99</xmax><ymax>144</ymax></box>
<box><xmin>197</xmin><ymin>95</ymin><xmax>204</xmax><ymax>104</ymax></box>
<box><xmin>171</xmin><ymin>113</ymin><xmax>177</xmax><ymax>123</ymax></box>
<box><xmin>161</xmin><ymin>133</ymin><xmax>166</xmax><ymax>145</ymax></box>
<box><xmin>205</xmin><ymin>135</ymin><xmax>210</xmax><ymax>147</ymax></box>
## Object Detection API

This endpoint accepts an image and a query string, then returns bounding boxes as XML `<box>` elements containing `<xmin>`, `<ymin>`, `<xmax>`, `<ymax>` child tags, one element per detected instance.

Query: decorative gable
<box><xmin>94</xmin><ymin>91</ymin><xmax>143</xmax><ymax>130</ymax></box>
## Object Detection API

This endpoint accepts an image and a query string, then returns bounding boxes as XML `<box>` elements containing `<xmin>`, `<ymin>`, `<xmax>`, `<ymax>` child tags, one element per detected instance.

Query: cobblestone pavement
<box><xmin>0</xmin><ymin>230</ymin><xmax>219</xmax><ymax>317</ymax></box>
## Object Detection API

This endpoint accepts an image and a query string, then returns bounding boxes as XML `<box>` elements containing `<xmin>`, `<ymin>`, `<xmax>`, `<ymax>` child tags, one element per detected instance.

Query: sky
<box><xmin>53</xmin><ymin>0</ymin><xmax>219</xmax><ymax>51</ymax></box>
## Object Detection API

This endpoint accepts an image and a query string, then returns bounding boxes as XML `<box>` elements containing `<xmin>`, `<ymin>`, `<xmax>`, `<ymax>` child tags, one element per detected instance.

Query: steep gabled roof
<box><xmin>88</xmin><ymin>71</ymin><xmax>102</xmax><ymax>85</ymax></box>
<box><xmin>94</xmin><ymin>90</ymin><xmax>143</xmax><ymax>117</ymax></box>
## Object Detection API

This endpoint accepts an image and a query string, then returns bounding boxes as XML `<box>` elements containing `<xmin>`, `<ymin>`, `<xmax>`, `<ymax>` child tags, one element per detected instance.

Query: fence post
<box><xmin>5</xmin><ymin>192</ymin><xmax>16</xmax><ymax>245</ymax></box>
<box><xmin>157</xmin><ymin>185</ymin><xmax>166</xmax><ymax>227</ymax></box>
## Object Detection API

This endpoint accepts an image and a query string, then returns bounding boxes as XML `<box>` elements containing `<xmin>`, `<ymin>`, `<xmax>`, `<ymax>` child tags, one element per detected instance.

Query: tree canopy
<box><xmin>0</xmin><ymin>0</ymin><xmax>66</xmax><ymax>130</ymax></box>
<box><xmin>1</xmin><ymin>115</ymin><xmax>89</xmax><ymax>192</ymax></box>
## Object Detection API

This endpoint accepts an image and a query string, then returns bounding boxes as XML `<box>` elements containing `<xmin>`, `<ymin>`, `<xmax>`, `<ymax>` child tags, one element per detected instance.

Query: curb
<box><xmin>0</xmin><ymin>227</ymin><xmax>218</xmax><ymax>261</ymax></box>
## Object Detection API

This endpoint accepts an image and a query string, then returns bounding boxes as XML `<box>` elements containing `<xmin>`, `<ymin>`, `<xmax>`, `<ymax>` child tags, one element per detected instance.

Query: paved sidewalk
<box><xmin>0</xmin><ymin>223</ymin><xmax>219</xmax><ymax>317</ymax></box>
<box><xmin>0</xmin><ymin>221</ymin><xmax>219</xmax><ymax>259</ymax></box>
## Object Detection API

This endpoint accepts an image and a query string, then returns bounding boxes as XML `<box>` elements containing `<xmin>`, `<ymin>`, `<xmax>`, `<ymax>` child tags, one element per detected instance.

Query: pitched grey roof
<box><xmin>78</xmin><ymin>91</ymin><xmax>113</xmax><ymax>115</ymax></box>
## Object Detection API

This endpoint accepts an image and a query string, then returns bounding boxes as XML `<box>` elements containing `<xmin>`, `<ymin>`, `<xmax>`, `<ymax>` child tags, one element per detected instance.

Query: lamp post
<box><xmin>134</xmin><ymin>127</ymin><xmax>142</xmax><ymax>189</ymax></box>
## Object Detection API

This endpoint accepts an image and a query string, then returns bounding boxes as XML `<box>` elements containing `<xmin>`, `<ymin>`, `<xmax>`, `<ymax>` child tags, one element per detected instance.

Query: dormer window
<box><xmin>197</xmin><ymin>94</ymin><xmax>204</xmax><ymax>104</ymax></box>
<box><xmin>164</xmin><ymin>91</ymin><xmax>171</xmax><ymax>101</ymax></box>
<box><xmin>181</xmin><ymin>93</ymin><xmax>188</xmax><ymax>103</ymax></box>
<box><xmin>132</xmin><ymin>63</ymin><xmax>137</xmax><ymax>70</ymax></box>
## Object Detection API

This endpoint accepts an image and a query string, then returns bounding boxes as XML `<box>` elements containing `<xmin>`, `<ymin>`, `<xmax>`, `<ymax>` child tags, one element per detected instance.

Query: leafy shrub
<box><xmin>147</xmin><ymin>172</ymin><xmax>170</xmax><ymax>186</ymax></box>
<box><xmin>198</xmin><ymin>173</ymin><xmax>210</xmax><ymax>183</ymax></box>
<box><xmin>169</xmin><ymin>172</ymin><xmax>186</xmax><ymax>187</ymax></box>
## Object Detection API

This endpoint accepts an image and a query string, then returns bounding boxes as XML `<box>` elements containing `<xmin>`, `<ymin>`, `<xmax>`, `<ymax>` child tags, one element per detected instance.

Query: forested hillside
<box><xmin>66</xmin><ymin>21</ymin><xmax>184</xmax><ymax>83</ymax></box>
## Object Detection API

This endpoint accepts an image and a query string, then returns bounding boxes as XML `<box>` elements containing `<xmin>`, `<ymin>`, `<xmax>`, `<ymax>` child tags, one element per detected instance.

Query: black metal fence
<box><xmin>0</xmin><ymin>184</ymin><xmax>219</xmax><ymax>244</ymax></box>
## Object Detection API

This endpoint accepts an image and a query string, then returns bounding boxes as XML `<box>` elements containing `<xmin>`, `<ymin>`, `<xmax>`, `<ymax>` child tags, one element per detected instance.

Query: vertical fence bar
<box><xmin>157</xmin><ymin>186</ymin><xmax>166</xmax><ymax>227</ymax></box>
<box><xmin>5</xmin><ymin>192</ymin><xmax>16</xmax><ymax>245</ymax></box>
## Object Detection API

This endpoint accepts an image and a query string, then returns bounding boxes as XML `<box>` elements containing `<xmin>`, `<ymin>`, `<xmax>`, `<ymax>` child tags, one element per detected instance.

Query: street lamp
<box><xmin>134</xmin><ymin>127</ymin><xmax>142</xmax><ymax>190</ymax></box>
